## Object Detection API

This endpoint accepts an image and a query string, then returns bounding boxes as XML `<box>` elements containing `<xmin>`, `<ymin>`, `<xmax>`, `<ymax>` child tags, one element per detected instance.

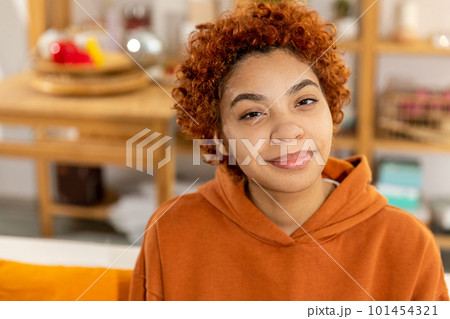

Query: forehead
<box><xmin>222</xmin><ymin>49</ymin><xmax>319</xmax><ymax>99</ymax></box>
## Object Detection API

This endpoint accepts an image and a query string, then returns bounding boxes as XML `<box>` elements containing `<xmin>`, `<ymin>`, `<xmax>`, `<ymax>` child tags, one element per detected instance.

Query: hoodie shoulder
<box><xmin>372</xmin><ymin>204</ymin><xmax>436</xmax><ymax>245</ymax></box>
<box><xmin>377</xmin><ymin>206</ymin><xmax>448</xmax><ymax>300</ymax></box>
<box><xmin>147</xmin><ymin>191</ymin><xmax>220</xmax><ymax>229</ymax></box>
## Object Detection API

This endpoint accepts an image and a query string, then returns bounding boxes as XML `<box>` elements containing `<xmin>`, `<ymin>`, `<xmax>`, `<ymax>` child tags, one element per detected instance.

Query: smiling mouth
<box><xmin>267</xmin><ymin>150</ymin><xmax>314</xmax><ymax>163</ymax></box>
<box><xmin>266</xmin><ymin>150</ymin><xmax>314</xmax><ymax>169</ymax></box>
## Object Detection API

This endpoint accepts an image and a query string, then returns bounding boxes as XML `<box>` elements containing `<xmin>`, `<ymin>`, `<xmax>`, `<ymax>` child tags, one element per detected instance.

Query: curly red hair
<box><xmin>172</xmin><ymin>0</ymin><xmax>351</xmax><ymax>183</ymax></box>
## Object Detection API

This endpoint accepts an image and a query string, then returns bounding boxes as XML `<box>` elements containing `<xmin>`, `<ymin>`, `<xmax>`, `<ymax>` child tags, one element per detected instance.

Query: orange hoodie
<box><xmin>129</xmin><ymin>155</ymin><xmax>449</xmax><ymax>301</ymax></box>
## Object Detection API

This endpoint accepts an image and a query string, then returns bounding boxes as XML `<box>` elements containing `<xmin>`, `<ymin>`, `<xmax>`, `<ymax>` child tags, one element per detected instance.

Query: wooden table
<box><xmin>0</xmin><ymin>72</ymin><xmax>177</xmax><ymax>237</ymax></box>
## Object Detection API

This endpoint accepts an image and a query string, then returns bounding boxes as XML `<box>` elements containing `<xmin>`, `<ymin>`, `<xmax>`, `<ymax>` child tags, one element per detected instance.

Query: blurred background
<box><xmin>1</xmin><ymin>0</ymin><xmax>450</xmax><ymax>286</ymax></box>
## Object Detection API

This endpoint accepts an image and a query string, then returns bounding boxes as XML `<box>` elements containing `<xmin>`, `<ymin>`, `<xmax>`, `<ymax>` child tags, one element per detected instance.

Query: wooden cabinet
<box><xmin>0</xmin><ymin>73</ymin><xmax>176</xmax><ymax>237</ymax></box>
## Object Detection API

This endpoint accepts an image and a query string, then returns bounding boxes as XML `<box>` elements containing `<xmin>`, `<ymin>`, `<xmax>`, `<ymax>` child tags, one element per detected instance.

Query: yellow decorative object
<box><xmin>85</xmin><ymin>37</ymin><xmax>105</xmax><ymax>67</ymax></box>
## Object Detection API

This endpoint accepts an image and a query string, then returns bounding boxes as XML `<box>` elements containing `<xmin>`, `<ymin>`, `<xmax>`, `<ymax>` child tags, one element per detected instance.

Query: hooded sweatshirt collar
<box><xmin>197</xmin><ymin>155</ymin><xmax>388</xmax><ymax>246</ymax></box>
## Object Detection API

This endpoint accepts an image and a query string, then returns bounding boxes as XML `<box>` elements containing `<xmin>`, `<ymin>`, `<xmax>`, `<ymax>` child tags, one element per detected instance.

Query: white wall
<box><xmin>0</xmin><ymin>0</ymin><xmax>34</xmax><ymax>199</ymax></box>
<box><xmin>378</xmin><ymin>0</ymin><xmax>450</xmax><ymax>39</ymax></box>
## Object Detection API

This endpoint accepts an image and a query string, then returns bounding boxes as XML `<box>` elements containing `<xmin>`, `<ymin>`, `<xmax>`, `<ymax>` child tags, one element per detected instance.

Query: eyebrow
<box><xmin>230</xmin><ymin>79</ymin><xmax>319</xmax><ymax>108</ymax></box>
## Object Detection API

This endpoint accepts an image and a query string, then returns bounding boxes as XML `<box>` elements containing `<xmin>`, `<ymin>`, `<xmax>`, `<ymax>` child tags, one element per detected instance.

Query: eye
<box><xmin>240</xmin><ymin>111</ymin><xmax>266</xmax><ymax>120</ymax></box>
<box><xmin>296</xmin><ymin>98</ymin><xmax>318</xmax><ymax>107</ymax></box>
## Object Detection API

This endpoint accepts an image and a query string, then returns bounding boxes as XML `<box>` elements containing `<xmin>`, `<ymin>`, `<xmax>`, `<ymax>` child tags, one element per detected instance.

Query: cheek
<box><xmin>313</xmin><ymin>107</ymin><xmax>333</xmax><ymax>137</ymax></box>
<box><xmin>313</xmin><ymin>108</ymin><xmax>333</xmax><ymax>160</ymax></box>
<box><xmin>222</xmin><ymin>120</ymin><xmax>268</xmax><ymax>142</ymax></box>
<box><xmin>325</xmin><ymin>110</ymin><xmax>334</xmax><ymax>137</ymax></box>
<box><xmin>297</xmin><ymin>107</ymin><xmax>333</xmax><ymax>159</ymax></box>
<box><xmin>222</xmin><ymin>124</ymin><xmax>269</xmax><ymax>161</ymax></box>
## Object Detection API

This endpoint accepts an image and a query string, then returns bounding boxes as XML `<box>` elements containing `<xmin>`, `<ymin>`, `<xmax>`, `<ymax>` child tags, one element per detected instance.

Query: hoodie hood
<box><xmin>197</xmin><ymin>155</ymin><xmax>388</xmax><ymax>246</ymax></box>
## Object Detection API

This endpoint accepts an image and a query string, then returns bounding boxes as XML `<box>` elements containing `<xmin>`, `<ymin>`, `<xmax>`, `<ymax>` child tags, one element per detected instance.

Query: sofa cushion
<box><xmin>0</xmin><ymin>259</ymin><xmax>132</xmax><ymax>301</ymax></box>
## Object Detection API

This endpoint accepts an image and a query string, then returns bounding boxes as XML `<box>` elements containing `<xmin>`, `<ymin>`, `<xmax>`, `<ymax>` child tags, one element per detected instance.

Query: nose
<box><xmin>270</xmin><ymin>121</ymin><xmax>304</xmax><ymax>145</ymax></box>
<box><xmin>267</xmin><ymin>99</ymin><xmax>305</xmax><ymax>145</ymax></box>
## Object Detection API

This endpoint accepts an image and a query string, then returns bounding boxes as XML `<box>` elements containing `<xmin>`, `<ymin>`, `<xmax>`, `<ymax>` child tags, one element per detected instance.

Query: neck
<box><xmin>245</xmin><ymin>176</ymin><xmax>335</xmax><ymax>236</ymax></box>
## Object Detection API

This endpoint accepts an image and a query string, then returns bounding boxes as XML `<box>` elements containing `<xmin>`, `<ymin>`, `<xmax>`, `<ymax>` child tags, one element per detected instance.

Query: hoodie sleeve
<box><xmin>128</xmin><ymin>214</ymin><xmax>164</xmax><ymax>301</ymax></box>
<box><xmin>411</xmin><ymin>233</ymin><xmax>449</xmax><ymax>301</ymax></box>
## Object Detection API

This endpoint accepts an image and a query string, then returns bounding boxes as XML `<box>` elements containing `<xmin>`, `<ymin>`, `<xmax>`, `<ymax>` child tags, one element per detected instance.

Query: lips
<box><xmin>267</xmin><ymin>150</ymin><xmax>314</xmax><ymax>163</ymax></box>
<box><xmin>266</xmin><ymin>150</ymin><xmax>314</xmax><ymax>169</ymax></box>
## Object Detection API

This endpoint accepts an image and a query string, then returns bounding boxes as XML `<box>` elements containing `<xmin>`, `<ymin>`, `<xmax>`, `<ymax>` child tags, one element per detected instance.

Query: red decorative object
<box><xmin>50</xmin><ymin>41</ymin><xmax>93</xmax><ymax>65</ymax></box>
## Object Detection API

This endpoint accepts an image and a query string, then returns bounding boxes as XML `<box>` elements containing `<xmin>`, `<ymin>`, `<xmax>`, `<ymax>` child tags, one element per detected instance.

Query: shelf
<box><xmin>0</xmin><ymin>139</ymin><xmax>126</xmax><ymax>166</ymax></box>
<box><xmin>175</xmin><ymin>133</ymin><xmax>193</xmax><ymax>155</ymax></box>
<box><xmin>375</xmin><ymin>138</ymin><xmax>450</xmax><ymax>153</ymax></box>
<box><xmin>50</xmin><ymin>189</ymin><xmax>119</xmax><ymax>221</ymax></box>
<box><xmin>435</xmin><ymin>234</ymin><xmax>450</xmax><ymax>250</ymax></box>
<box><xmin>338</xmin><ymin>40</ymin><xmax>361</xmax><ymax>53</ymax></box>
<box><xmin>333</xmin><ymin>134</ymin><xmax>357</xmax><ymax>151</ymax></box>
<box><xmin>339</xmin><ymin>39</ymin><xmax>450</xmax><ymax>56</ymax></box>
<box><xmin>376</xmin><ymin>40</ymin><xmax>450</xmax><ymax>56</ymax></box>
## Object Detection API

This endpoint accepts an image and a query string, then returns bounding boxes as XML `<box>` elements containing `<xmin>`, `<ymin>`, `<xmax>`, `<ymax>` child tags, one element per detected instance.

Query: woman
<box><xmin>129</xmin><ymin>0</ymin><xmax>449</xmax><ymax>300</ymax></box>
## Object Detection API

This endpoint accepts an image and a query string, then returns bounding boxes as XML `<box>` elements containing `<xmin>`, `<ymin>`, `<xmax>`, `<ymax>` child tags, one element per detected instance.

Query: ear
<box><xmin>213</xmin><ymin>131</ymin><xmax>228</xmax><ymax>156</ymax></box>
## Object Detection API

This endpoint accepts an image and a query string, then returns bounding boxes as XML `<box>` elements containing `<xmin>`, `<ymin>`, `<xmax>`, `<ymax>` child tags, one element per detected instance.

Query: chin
<box><xmin>243</xmin><ymin>164</ymin><xmax>320</xmax><ymax>193</ymax></box>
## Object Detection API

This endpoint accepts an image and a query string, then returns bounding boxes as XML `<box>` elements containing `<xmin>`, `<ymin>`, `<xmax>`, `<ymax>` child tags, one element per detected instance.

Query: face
<box><xmin>218</xmin><ymin>49</ymin><xmax>333</xmax><ymax>193</ymax></box>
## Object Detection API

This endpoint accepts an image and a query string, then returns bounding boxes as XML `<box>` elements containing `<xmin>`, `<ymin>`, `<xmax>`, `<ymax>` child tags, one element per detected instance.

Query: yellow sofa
<box><xmin>0</xmin><ymin>235</ymin><xmax>139</xmax><ymax>301</ymax></box>
<box><xmin>0</xmin><ymin>259</ymin><xmax>132</xmax><ymax>301</ymax></box>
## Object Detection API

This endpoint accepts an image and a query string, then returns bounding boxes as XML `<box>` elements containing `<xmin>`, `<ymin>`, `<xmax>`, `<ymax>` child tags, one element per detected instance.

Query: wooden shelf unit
<box><xmin>327</xmin><ymin>1</ymin><xmax>450</xmax><ymax>250</ymax></box>
<box><xmin>376</xmin><ymin>40</ymin><xmax>450</xmax><ymax>56</ymax></box>
<box><xmin>331</xmin><ymin>2</ymin><xmax>450</xmax><ymax>165</ymax></box>
<box><xmin>338</xmin><ymin>40</ymin><xmax>362</xmax><ymax>53</ymax></box>
<box><xmin>375</xmin><ymin>139</ymin><xmax>450</xmax><ymax>153</ymax></box>
<box><xmin>0</xmin><ymin>72</ymin><xmax>176</xmax><ymax>237</ymax></box>
<box><xmin>50</xmin><ymin>189</ymin><xmax>119</xmax><ymax>221</ymax></box>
